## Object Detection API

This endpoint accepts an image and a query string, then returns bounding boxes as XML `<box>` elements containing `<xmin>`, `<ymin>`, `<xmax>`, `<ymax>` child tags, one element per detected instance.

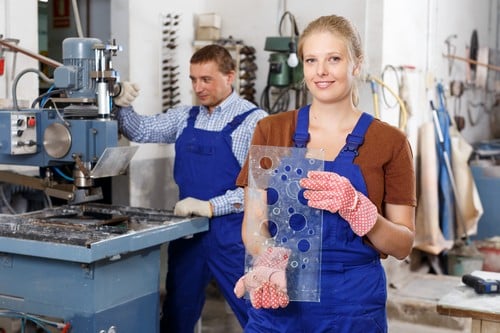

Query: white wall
<box><xmin>379</xmin><ymin>0</ymin><xmax>497</xmax><ymax>146</ymax></box>
<box><xmin>0</xmin><ymin>0</ymin><xmax>38</xmax><ymax>105</ymax></box>
<box><xmin>0</xmin><ymin>0</ymin><xmax>497</xmax><ymax>208</ymax></box>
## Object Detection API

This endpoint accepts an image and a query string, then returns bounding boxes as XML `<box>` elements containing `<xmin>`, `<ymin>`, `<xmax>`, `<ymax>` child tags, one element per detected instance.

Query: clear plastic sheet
<box><xmin>246</xmin><ymin>145</ymin><xmax>324</xmax><ymax>302</ymax></box>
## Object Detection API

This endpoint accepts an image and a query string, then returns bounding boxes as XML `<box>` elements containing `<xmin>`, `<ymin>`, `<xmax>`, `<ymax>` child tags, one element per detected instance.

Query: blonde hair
<box><xmin>297</xmin><ymin>15</ymin><xmax>363</xmax><ymax>106</ymax></box>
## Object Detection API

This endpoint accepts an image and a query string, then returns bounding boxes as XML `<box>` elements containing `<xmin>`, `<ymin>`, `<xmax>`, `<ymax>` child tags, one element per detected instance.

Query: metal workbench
<box><xmin>0</xmin><ymin>203</ymin><xmax>208</xmax><ymax>333</ymax></box>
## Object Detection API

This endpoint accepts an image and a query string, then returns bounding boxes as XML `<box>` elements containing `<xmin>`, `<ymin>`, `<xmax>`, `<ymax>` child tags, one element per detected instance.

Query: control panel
<box><xmin>10</xmin><ymin>112</ymin><xmax>37</xmax><ymax>155</ymax></box>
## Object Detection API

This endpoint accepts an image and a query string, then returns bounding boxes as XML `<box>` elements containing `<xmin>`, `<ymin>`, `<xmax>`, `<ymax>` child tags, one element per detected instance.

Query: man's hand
<box><xmin>234</xmin><ymin>246</ymin><xmax>291</xmax><ymax>309</ymax></box>
<box><xmin>300</xmin><ymin>170</ymin><xmax>378</xmax><ymax>236</ymax></box>
<box><xmin>114</xmin><ymin>81</ymin><xmax>140</xmax><ymax>107</ymax></box>
<box><xmin>174</xmin><ymin>197</ymin><xmax>213</xmax><ymax>218</ymax></box>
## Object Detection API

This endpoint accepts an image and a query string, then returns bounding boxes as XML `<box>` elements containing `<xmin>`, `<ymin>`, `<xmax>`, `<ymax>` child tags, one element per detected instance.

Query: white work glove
<box><xmin>114</xmin><ymin>81</ymin><xmax>140</xmax><ymax>107</ymax></box>
<box><xmin>174</xmin><ymin>197</ymin><xmax>213</xmax><ymax>218</ymax></box>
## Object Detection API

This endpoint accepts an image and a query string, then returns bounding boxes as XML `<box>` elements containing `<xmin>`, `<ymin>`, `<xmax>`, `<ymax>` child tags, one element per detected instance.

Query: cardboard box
<box><xmin>196</xmin><ymin>27</ymin><xmax>220</xmax><ymax>41</ymax></box>
<box><xmin>197</xmin><ymin>13</ymin><xmax>221</xmax><ymax>29</ymax></box>
<box><xmin>195</xmin><ymin>13</ymin><xmax>221</xmax><ymax>41</ymax></box>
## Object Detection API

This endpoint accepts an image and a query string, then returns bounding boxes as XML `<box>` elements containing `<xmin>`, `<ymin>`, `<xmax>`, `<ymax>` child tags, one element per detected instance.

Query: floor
<box><xmin>163</xmin><ymin>246</ymin><xmax>473</xmax><ymax>333</ymax></box>
<box><xmin>199</xmin><ymin>281</ymin><xmax>469</xmax><ymax>333</ymax></box>
<box><xmin>199</xmin><ymin>292</ymin><xmax>465</xmax><ymax>333</ymax></box>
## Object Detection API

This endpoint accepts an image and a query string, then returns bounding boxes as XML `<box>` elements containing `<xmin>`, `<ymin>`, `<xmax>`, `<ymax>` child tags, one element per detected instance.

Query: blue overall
<box><xmin>161</xmin><ymin>107</ymin><xmax>257</xmax><ymax>333</ymax></box>
<box><xmin>245</xmin><ymin>105</ymin><xmax>387</xmax><ymax>333</ymax></box>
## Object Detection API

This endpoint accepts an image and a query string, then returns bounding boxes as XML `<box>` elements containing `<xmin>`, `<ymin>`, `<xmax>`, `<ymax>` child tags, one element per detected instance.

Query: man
<box><xmin>114</xmin><ymin>44</ymin><xmax>267</xmax><ymax>332</ymax></box>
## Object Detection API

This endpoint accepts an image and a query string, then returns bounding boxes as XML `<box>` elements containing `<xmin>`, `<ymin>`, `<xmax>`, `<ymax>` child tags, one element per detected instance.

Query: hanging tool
<box><xmin>261</xmin><ymin>11</ymin><xmax>305</xmax><ymax>113</ymax></box>
<box><xmin>429</xmin><ymin>83</ymin><xmax>468</xmax><ymax>243</ymax></box>
<box><xmin>469</xmin><ymin>30</ymin><xmax>479</xmax><ymax>73</ymax></box>
<box><xmin>444</xmin><ymin>34</ymin><xmax>458</xmax><ymax>76</ymax></box>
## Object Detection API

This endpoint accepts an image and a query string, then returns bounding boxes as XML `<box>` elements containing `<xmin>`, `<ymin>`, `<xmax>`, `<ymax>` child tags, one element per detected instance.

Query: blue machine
<box><xmin>0</xmin><ymin>38</ymin><xmax>208</xmax><ymax>332</ymax></box>
<box><xmin>0</xmin><ymin>109</ymin><xmax>118</xmax><ymax>166</ymax></box>
<box><xmin>0</xmin><ymin>37</ymin><xmax>130</xmax><ymax>204</ymax></box>
<box><xmin>0</xmin><ymin>203</ymin><xmax>208</xmax><ymax>333</ymax></box>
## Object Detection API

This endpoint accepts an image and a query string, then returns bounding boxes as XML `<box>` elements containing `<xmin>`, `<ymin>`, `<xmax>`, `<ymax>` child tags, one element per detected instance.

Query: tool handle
<box><xmin>462</xmin><ymin>274</ymin><xmax>484</xmax><ymax>293</ymax></box>
<box><xmin>462</xmin><ymin>274</ymin><xmax>500</xmax><ymax>294</ymax></box>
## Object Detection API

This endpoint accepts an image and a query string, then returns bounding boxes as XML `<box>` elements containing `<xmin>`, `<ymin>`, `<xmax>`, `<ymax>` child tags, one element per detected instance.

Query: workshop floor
<box><xmin>198</xmin><ymin>254</ymin><xmax>472</xmax><ymax>333</ymax></box>
<box><xmin>160</xmin><ymin>246</ymin><xmax>471</xmax><ymax>333</ymax></box>
<box><xmin>199</xmin><ymin>284</ymin><xmax>468</xmax><ymax>333</ymax></box>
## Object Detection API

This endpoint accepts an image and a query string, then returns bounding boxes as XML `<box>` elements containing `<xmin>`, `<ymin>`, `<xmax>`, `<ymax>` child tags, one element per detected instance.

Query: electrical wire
<box><xmin>0</xmin><ymin>310</ymin><xmax>69</xmax><ymax>332</ymax></box>
<box><xmin>260</xmin><ymin>85</ymin><xmax>292</xmax><ymax>114</ymax></box>
<box><xmin>0</xmin><ymin>184</ymin><xmax>17</xmax><ymax>214</ymax></box>
<box><xmin>30</xmin><ymin>87</ymin><xmax>65</xmax><ymax>108</ymax></box>
<box><xmin>12</xmin><ymin>68</ymin><xmax>54</xmax><ymax>110</ymax></box>
<box><xmin>40</xmin><ymin>84</ymin><xmax>55</xmax><ymax>107</ymax></box>
<box><xmin>53</xmin><ymin>166</ymin><xmax>74</xmax><ymax>182</ymax></box>
<box><xmin>278</xmin><ymin>11</ymin><xmax>299</xmax><ymax>37</ymax></box>
<box><xmin>44</xmin><ymin>97</ymin><xmax>70</xmax><ymax>127</ymax></box>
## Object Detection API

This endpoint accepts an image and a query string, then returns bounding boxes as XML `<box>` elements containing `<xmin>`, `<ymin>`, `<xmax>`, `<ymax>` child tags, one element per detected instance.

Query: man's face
<box><xmin>189</xmin><ymin>61</ymin><xmax>235</xmax><ymax>112</ymax></box>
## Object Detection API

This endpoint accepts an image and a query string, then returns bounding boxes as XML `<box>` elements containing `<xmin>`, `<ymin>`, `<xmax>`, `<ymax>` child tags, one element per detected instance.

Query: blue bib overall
<box><xmin>161</xmin><ymin>107</ymin><xmax>256</xmax><ymax>333</ymax></box>
<box><xmin>245</xmin><ymin>106</ymin><xmax>388</xmax><ymax>333</ymax></box>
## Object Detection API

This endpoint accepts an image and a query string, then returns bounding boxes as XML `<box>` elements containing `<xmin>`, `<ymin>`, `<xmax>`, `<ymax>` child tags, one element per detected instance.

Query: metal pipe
<box><xmin>0</xmin><ymin>38</ymin><xmax>63</xmax><ymax>68</ymax></box>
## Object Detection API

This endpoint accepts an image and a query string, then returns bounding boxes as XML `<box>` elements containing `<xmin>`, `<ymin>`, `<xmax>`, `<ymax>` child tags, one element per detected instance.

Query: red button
<box><xmin>27</xmin><ymin>117</ymin><xmax>36</xmax><ymax>128</ymax></box>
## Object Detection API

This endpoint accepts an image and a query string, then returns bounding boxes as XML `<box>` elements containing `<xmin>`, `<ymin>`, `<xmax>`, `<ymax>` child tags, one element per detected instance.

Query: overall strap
<box><xmin>340</xmin><ymin>112</ymin><xmax>374</xmax><ymax>159</ymax></box>
<box><xmin>293</xmin><ymin>105</ymin><xmax>311</xmax><ymax>148</ymax></box>
<box><xmin>187</xmin><ymin>106</ymin><xmax>201</xmax><ymax>127</ymax></box>
<box><xmin>223</xmin><ymin>107</ymin><xmax>259</xmax><ymax>134</ymax></box>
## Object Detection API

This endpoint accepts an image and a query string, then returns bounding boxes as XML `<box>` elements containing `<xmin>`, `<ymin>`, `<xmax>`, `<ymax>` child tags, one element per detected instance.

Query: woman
<box><xmin>234</xmin><ymin>14</ymin><xmax>416</xmax><ymax>332</ymax></box>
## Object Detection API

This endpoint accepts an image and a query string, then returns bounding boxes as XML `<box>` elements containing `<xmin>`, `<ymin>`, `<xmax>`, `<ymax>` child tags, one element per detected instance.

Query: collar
<box><xmin>199</xmin><ymin>90</ymin><xmax>237</xmax><ymax>115</ymax></box>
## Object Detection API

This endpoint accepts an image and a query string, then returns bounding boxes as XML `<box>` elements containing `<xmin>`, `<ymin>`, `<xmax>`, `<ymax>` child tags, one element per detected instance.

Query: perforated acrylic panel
<box><xmin>247</xmin><ymin>145</ymin><xmax>324</xmax><ymax>302</ymax></box>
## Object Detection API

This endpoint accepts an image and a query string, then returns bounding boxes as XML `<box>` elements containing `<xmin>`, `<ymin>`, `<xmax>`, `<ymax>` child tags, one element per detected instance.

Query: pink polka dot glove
<box><xmin>234</xmin><ymin>246</ymin><xmax>291</xmax><ymax>309</ymax></box>
<box><xmin>299</xmin><ymin>170</ymin><xmax>378</xmax><ymax>236</ymax></box>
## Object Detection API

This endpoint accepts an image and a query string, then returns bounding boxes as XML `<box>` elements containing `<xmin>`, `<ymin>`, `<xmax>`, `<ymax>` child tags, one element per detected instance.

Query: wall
<box><xmin>110</xmin><ymin>0</ymin><xmax>497</xmax><ymax>209</ymax></box>
<box><xmin>0</xmin><ymin>0</ymin><xmax>38</xmax><ymax>104</ymax></box>
<box><xmin>380</xmin><ymin>0</ymin><xmax>498</xmax><ymax>146</ymax></box>
<box><xmin>110</xmin><ymin>0</ymin><xmax>198</xmax><ymax>209</ymax></box>
<box><xmin>0</xmin><ymin>0</ymin><xmax>497</xmax><ymax>210</ymax></box>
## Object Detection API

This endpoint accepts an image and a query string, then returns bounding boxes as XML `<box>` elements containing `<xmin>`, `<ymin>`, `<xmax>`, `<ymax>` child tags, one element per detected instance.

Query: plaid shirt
<box><xmin>117</xmin><ymin>91</ymin><xmax>267</xmax><ymax>215</ymax></box>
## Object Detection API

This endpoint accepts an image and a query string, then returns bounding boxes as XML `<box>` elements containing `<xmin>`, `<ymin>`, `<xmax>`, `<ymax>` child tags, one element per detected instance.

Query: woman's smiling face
<box><xmin>301</xmin><ymin>31</ymin><xmax>357</xmax><ymax>105</ymax></box>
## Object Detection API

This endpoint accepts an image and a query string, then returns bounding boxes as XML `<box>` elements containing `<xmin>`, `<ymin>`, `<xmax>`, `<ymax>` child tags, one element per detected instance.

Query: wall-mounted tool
<box><xmin>260</xmin><ymin>11</ymin><xmax>306</xmax><ymax>114</ymax></box>
<box><xmin>444</xmin><ymin>34</ymin><xmax>457</xmax><ymax>76</ymax></box>
<box><xmin>442</xmin><ymin>30</ymin><xmax>500</xmax><ymax>90</ymax></box>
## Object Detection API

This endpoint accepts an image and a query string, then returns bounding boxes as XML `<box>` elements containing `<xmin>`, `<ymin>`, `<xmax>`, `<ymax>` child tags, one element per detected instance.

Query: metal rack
<box><xmin>161</xmin><ymin>13</ymin><xmax>181</xmax><ymax>110</ymax></box>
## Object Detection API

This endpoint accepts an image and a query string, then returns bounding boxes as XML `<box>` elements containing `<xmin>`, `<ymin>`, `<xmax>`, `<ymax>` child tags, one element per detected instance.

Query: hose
<box><xmin>369</xmin><ymin>79</ymin><xmax>380</xmax><ymax>119</ymax></box>
<box><xmin>380</xmin><ymin>65</ymin><xmax>400</xmax><ymax>109</ymax></box>
<box><xmin>367</xmin><ymin>75</ymin><xmax>409</xmax><ymax>132</ymax></box>
<box><xmin>12</xmin><ymin>68</ymin><xmax>54</xmax><ymax>110</ymax></box>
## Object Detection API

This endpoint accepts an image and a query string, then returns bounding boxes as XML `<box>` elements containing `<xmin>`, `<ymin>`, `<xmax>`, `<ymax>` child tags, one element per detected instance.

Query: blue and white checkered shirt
<box><xmin>117</xmin><ymin>91</ymin><xmax>267</xmax><ymax>215</ymax></box>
